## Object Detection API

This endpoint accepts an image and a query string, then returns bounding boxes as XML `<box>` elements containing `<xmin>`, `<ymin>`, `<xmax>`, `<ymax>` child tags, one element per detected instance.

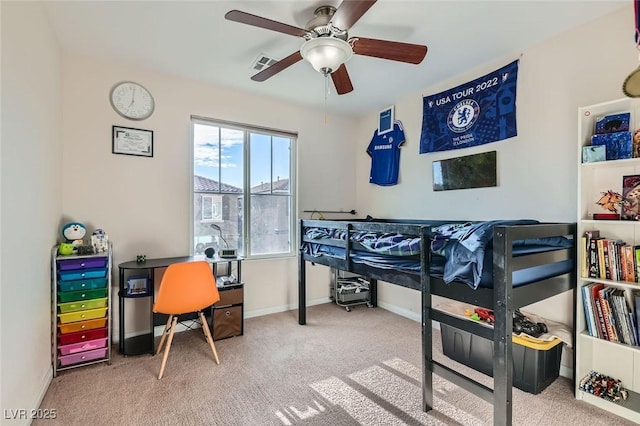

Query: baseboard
<box><xmin>376</xmin><ymin>301</ymin><xmax>421</xmax><ymax>323</ymax></box>
<box><xmin>559</xmin><ymin>364</ymin><xmax>573</xmax><ymax>379</ymax></box>
<box><xmin>28</xmin><ymin>366</ymin><xmax>54</xmax><ymax>426</ymax></box>
<box><xmin>244</xmin><ymin>297</ymin><xmax>330</xmax><ymax>319</ymax></box>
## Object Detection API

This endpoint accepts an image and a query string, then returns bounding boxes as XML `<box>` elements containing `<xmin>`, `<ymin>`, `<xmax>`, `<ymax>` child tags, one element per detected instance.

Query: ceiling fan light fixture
<box><xmin>300</xmin><ymin>37</ymin><xmax>353</xmax><ymax>75</ymax></box>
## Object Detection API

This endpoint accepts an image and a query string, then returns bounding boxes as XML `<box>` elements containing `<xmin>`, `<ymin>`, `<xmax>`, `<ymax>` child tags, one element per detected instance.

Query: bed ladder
<box><xmin>421</xmin><ymin>228</ymin><xmax>515</xmax><ymax>426</ymax></box>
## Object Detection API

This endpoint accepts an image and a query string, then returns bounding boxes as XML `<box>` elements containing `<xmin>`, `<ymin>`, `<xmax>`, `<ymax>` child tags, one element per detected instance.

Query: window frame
<box><xmin>190</xmin><ymin>116</ymin><xmax>297</xmax><ymax>260</ymax></box>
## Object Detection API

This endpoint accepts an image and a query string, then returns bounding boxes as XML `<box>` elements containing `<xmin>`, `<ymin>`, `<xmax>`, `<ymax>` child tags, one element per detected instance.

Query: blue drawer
<box><xmin>58</xmin><ymin>268</ymin><xmax>107</xmax><ymax>281</ymax></box>
<box><xmin>58</xmin><ymin>278</ymin><xmax>107</xmax><ymax>292</ymax></box>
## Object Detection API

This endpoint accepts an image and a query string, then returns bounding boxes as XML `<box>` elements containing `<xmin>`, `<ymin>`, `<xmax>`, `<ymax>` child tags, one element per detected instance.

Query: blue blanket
<box><xmin>430</xmin><ymin>220</ymin><xmax>572</xmax><ymax>289</ymax></box>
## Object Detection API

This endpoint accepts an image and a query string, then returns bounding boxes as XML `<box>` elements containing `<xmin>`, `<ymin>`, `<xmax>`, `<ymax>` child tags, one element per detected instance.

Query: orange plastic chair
<box><xmin>152</xmin><ymin>261</ymin><xmax>220</xmax><ymax>379</ymax></box>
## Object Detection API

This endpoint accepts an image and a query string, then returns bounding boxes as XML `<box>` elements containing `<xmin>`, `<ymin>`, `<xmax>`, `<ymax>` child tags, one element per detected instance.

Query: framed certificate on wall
<box><xmin>112</xmin><ymin>126</ymin><xmax>153</xmax><ymax>157</ymax></box>
<box><xmin>378</xmin><ymin>105</ymin><xmax>394</xmax><ymax>135</ymax></box>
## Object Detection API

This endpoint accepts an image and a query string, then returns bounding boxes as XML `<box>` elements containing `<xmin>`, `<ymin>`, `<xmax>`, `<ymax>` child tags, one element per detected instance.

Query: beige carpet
<box><xmin>37</xmin><ymin>304</ymin><xmax>635</xmax><ymax>426</ymax></box>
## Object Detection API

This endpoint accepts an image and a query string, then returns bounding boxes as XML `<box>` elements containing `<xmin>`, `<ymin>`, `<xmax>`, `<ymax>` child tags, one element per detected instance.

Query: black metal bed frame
<box><xmin>298</xmin><ymin>218</ymin><xmax>577</xmax><ymax>426</ymax></box>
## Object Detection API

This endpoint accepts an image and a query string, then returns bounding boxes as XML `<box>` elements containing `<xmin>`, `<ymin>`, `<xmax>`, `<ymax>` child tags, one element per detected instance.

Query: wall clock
<box><xmin>110</xmin><ymin>81</ymin><xmax>155</xmax><ymax>120</ymax></box>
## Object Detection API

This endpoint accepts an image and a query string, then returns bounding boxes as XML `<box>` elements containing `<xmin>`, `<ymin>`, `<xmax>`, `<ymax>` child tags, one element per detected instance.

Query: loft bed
<box><xmin>298</xmin><ymin>218</ymin><xmax>576</xmax><ymax>425</ymax></box>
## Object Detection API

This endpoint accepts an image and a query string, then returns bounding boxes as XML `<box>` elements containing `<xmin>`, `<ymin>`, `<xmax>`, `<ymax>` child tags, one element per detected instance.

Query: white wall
<box><xmin>354</xmin><ymin>6</ymin><xmax>637</xmax><ymax>368</ymax></box>
<box><xmin>60</xmin><ymin>53</ymin><xmax>358</xmax><ymax>335</ymax></box>
<box><xmin>0</xmin><ymin>1</ymin><xmax>63</xmax><ymax>421</ymax></box>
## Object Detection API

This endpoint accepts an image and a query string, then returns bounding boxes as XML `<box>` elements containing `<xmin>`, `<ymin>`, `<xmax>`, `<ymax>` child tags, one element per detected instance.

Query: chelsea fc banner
<box><xmin>419</xmin><ymin>60</ymin><xmax>519</xmax><ymax>154</ymax></box>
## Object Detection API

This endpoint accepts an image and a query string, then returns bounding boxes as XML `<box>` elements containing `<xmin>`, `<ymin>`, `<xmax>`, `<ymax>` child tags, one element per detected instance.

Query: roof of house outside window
<box><xmin>194</xmin><ymin>175</ymin><xmax>242</xmax><ymax>193</ymax></box>
<box><xmin>251</xmin><ymin>178</ymin><xmax>289</xmax><ymax>194</ymax></box>
<box><xmin>195</xmin><ymin>175</ymin><xmax>289</xmax><ymax>194</ymax></box>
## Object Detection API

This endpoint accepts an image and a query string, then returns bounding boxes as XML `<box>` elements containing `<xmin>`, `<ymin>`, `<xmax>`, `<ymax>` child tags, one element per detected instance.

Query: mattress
<box><xmin>301</xmin><ymin>220</ymin><xmax>574</xmax><ymax>289</ymax></box>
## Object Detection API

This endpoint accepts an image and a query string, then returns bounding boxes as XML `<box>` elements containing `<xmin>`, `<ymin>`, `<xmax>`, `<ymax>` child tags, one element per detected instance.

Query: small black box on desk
<box><xmin>440</xmin><ymin>324</ymin><xmax>563</xmax><ymax>394</ymax></box>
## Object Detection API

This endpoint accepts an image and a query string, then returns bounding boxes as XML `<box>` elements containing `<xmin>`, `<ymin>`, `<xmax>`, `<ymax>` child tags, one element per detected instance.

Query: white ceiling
<box><xmin>41</xmin><ymin>0</ymin><xmax>627</xmax><ymax>116</ymax></box>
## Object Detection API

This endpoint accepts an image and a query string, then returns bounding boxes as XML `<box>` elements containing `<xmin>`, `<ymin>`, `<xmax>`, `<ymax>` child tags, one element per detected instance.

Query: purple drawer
<box><xmin>58</xmin><ymin>347</ymin><xmax>108</xmax><ymax>366</ymax></box>
<box><xmin>58</xmin><ymin>257</ymin><xmax>107</xmax><ymax>271</ymax></box>
<box><xmin>58</xmin><ymin>337</ymin><xmax>108</xmax><ymax>356</ymax></box>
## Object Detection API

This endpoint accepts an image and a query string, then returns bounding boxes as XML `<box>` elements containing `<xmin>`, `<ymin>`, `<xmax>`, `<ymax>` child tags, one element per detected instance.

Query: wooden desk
<box><xmin>118</xmin><ymin>255</ymin><xmax>243</xmax><ymax>355</ymax></box>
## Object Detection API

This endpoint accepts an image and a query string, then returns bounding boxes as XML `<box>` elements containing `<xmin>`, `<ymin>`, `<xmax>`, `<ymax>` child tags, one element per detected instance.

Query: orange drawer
<box><xmin>58</xmin><ymin>318</ymin><xmax>107</xmax><ymax>334</ymax></box>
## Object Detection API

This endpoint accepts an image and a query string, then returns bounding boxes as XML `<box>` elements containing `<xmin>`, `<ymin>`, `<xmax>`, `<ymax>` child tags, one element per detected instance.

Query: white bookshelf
<box><xmin>577</xmin><ymin>98</ymin><xmax>640</xmax><ymax>423</ymax></box>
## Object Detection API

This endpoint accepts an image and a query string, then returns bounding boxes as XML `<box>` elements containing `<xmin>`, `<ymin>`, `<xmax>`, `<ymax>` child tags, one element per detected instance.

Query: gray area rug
<box><xmin>37</xmin><ymin>304</ymin><xmax>634</xmax><ymax>425</ymax></box>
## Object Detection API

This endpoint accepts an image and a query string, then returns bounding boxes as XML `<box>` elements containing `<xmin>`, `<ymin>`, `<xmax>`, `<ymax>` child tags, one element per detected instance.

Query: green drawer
<box><xmin>58</xmin><ymin>307</ymin><xmax>108</xmax><ymax>324</ymax></box>
<box><xmin>58</xmin><ymin>288</ymin><xmax>107</xmax><ymax>303</ymax></box>
<box><xmin>58</xmin><ymin>297</ymin><xmax>108</xmax><ymax>314</ymax></box>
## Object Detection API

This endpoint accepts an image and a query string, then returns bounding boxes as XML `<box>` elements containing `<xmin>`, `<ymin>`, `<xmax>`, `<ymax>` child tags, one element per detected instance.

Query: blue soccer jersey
<box><xmin>367</xmin><ymin>121</ymin><xmax>406</xmax><ymax>186</ymax></box>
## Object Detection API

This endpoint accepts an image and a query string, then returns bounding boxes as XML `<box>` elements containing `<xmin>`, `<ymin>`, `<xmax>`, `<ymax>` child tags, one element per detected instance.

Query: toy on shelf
<box><xmin>61</xmin><ymin>222</ymin><xmax>87</xmax><ymax>254</ymax></box>
<box><xmin>57</xmin><ymin>242</ymin><xmax>74</xmax><ymax>256</ymax></box>
<box><xmin>91</xmin><ymin>229</ymin><xmax>109</xmax><ymax>253</ymax></box>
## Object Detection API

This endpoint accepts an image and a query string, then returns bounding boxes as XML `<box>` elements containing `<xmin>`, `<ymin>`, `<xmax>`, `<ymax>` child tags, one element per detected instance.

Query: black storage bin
<box><xmin>440</xmin><ymin>324</ymin><xmax>563</xmax><ymax>394</ymax></box>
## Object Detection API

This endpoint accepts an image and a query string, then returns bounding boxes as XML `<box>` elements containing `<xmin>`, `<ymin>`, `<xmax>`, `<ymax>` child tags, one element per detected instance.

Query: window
<box><xmin>201</xmin><ymin>195</ymin><xmax>222</xmax><ymax>221</ymax></box>
<box><xmin>191</xmin><ymin>117</ymin><xmax>296</xmax><ymax>259</ymax></box>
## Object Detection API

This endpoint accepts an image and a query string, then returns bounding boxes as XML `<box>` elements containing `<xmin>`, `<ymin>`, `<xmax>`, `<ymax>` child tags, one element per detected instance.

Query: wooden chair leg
<box><xmin>199</xmin><ymin>312</ymin><xmax>220</xmax><ymax>365</ymax></box>
<box><xmin>158</xmin><ymin>316</ymin><xmax>178</xmax><ymax>379</ymax></box>
<box><xmin>156</xmin><ymin>315</ymin><xmax>173</xmax><ymax>355</ymax></box>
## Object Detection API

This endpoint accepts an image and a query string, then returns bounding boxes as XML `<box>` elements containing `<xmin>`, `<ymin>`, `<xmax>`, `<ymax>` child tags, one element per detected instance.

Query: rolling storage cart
<box><xmin>51</xmin><ymin>243</ymin><xmax>112</xmax><ymax>376</ymax></box>
<box><xmin>330</xmin><ymin>268</ymin><xmax>372</xmax><ymax>312</ymax></box>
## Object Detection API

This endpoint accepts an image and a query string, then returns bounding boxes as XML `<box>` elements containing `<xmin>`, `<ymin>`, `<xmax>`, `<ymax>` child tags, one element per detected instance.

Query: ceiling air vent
<box><xmin>252</xmin><ymin>54</ymin><xmax>278</xmax><ymax>71</ymax></box>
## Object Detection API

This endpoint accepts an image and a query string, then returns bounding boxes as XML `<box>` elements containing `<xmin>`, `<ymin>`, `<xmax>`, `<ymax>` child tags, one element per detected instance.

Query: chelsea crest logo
<box><xmin>447</xmin><ymin>99</ymin><xmax>480</xmax><ymax>133</ymax></box>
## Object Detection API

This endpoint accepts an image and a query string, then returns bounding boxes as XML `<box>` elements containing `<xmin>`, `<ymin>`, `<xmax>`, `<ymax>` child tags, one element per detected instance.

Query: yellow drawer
<box><xmin>58</xmin><ymin>297</ymin><xmax>108</xmax><ymax>313</ymax></box>
<box><xmin>58</xmin><ymin>307</ymin><xmax>107</xmax><ymax>324</ymax></box>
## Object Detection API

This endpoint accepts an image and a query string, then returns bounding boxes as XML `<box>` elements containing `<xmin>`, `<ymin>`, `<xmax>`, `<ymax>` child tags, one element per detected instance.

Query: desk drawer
<box><xmin>217</xmin><ymin>288</ymin><xmax>243</xmax><ymax>306</ymax></box>
<box><xmin>212</xmin><ymin>306</ymin><xmax>242</xmax><ymax>340</ymax></box>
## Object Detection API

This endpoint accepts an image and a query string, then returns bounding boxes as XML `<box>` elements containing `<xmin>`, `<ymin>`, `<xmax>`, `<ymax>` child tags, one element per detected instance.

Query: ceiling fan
<box><xmin>224</xmin><ymin>0</ymin><xmax>428</xmax><ymax>95</ymax></box>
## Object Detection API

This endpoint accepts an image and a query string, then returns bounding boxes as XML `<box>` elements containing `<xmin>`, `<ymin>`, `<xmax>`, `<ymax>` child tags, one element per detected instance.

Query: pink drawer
<box><xmin>58</xmin><ymin>347</ymin><xmax>107</xmax><ymax>366</ymax></box>
<box><xmin>58</xmin><ymin>337</ymin><xmax>108</xmax><ymax>356</ymax></box>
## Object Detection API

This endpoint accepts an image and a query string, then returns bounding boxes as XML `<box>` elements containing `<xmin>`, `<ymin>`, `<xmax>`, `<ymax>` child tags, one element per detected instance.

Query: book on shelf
<box><xmin>592</xmin><ymin>213</ymin><xmax>621</xmax><ymax>220</ymax></box>
<box><xmin>584</xmin><ymin>284</ymin><xmax>640</xmax><ymax>346</ymax></box>
<box><xmin>580</xmin><ymin>236</ymin><xmax>588</xmax><ymax>278</ymax></box>
<box><xmin>581</xmin><ymin>284</ymin><xmax>596</xmax><ymax>337</ymax></box>
<box><xmin>614</xmin><ymin>289</ymin><xmax>637</xmax><ymax>345</ymax></box>
<box><xmin>591</xmin><ymin>283</ymin><xmax>607</xmax><ymax>340</ymax></box>
<box><xmin>635</xmin><ymin>292</ymin><xmax>640</xmax><ymax>344</ymax></box>
<box><xmin>583</xmin><ymin>231</ymin><xmax>639</xmax><ymax>282</ymax></box>
<box><xmin>599</xmin><ymin>286</ymin><xmax>619</xmax><ymax>343</ymax></box>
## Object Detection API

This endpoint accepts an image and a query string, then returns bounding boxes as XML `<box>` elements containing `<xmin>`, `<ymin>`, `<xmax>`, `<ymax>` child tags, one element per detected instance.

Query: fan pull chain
<box><xmin>324</xmin><ymin>74</ymin><xmax>330</xmax><ymax>125</ymax></box>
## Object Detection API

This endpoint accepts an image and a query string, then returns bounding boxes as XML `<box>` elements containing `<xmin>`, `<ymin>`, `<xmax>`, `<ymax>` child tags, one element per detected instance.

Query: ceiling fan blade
<box><xmin>332</xmin><ymin>0</ymin><xmax>377</xmax><ymax>30</ymax></box>
<box><xmin>225</xmin><ymin>10</ymin><xmax>308</xmax><ymax>37</ymax></box>
<box><xmin>251</xmin><ymin>51</ymin><xmax>303</xmax><ymax>82</ymax></box>
<box><xmin>351</xmin><ymin>37</ymin><xmax>428</xmax><ymax>64</ymax></box>
<box><xmin>331</xmin><ymin>65</ymin><xmax>354</xmax><ymax>95</ymax></box>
